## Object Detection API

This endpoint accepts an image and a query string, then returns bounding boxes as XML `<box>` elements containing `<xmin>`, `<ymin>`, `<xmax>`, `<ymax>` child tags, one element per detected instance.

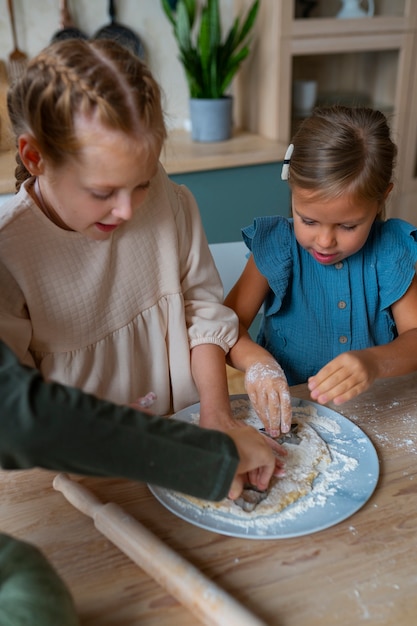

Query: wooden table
<box><xmin>1</xmin><ymin>371</ymin><xmax>417</xmax><ymax>626</ymax></box>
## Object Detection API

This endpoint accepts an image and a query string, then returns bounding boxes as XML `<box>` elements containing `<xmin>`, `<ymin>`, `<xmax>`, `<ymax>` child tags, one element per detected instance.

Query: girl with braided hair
<box><xmin>0</xmin><ymin>38</ymin><xmax>263</xmax><ymax>434</ymax></box>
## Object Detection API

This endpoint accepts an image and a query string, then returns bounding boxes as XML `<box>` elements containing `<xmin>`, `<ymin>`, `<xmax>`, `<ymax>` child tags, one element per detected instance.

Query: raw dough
<box><xmin>174</xmin><ymin>399</ymin><xmax>332</xmax><ymax>518</ymax></box>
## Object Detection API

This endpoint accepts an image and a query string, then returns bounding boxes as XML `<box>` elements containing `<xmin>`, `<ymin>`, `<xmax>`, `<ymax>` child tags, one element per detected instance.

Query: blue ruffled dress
<box><xmin>242</xmin><ymin>217</ymin><xmax>417</xmax><ymax>385</ymax></box>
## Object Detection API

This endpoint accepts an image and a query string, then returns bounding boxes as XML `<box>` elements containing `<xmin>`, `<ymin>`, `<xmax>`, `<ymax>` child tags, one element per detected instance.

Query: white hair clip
<box><xmin>281</xmin><ymin>143</ymin><xmax>294</xmax><ymax>181</ymax></box>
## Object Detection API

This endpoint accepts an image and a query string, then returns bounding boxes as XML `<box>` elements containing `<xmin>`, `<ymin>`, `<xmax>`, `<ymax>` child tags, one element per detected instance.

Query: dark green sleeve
<box><xmin>0</xmin><ymin>341</ymin><xmax>239</xmax><ymax>501</ymax></box>
<box><xmin>0</xmin><ymin>533</ymin><xmax>79</xmax><ymax>625</ymax></box>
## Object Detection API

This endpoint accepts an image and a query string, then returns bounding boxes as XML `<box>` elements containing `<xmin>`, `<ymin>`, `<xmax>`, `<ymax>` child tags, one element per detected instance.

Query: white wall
<box><xmin>209</xmin><ymin>241</ymin><xmax>248</xmax><ymax>296</ymax></box>
<box><xmin>0</xmin><ymin>0</ymin><xmax>234</xmax><ymax>131</ymax></box>
<box><xmin>0</xmin><ymin>193</ymin><xmax>13</xmax><ymax>205</ymax></box>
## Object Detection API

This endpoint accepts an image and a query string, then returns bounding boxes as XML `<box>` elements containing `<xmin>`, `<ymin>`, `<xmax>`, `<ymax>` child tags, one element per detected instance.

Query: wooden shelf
<box><xmin>290</xmin><ymin>31</ymin><xmax>406</xmax><ymax>55</ymax></box>
<box><xmin>291</xmin><ymin>15</ymin><xmax>408</xmax><ymax>38</ymax></box>
<box><xmin>161</xmin><ymin>129</ymin><xmax>286</xmax><ymax>175</ymax></box>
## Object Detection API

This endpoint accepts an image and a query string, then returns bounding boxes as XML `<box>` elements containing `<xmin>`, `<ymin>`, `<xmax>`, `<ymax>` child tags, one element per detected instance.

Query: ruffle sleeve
<box><xmin>374</xmin><ymin>219</ymin><xmax>417</xmax><ymax>310</ymax></box>
<box><xmin>242</xmin><ymin>216</ymin><xmax>294</xmax><ymax>314</ymax></box>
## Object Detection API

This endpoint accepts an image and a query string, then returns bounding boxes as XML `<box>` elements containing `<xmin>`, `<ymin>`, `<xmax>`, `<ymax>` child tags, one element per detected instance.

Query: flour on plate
<box><xmin>170</xmin><ymin>398</ymin><xmax>346</xmax><ymax>521</ymax></box>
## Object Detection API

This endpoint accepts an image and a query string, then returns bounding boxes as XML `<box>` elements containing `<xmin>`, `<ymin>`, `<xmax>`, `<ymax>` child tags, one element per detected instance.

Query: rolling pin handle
<box><xmin>53</xmin><ymin>473</ymin><xmax>102</xmax><ymax>519</ymax></box>
<box><xmin>53</xmin><ymin>474</ymin><xmax>268</xmax><ymax>626</ymax></box>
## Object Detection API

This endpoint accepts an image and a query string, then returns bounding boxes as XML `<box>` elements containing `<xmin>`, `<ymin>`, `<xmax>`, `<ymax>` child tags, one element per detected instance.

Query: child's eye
<box><xmin>136</xmin><ymin>182</ymin><xmax>150</xmax><ymax>191</ymax></box>
<box><xmin>91</xmin><ymin>191</ymin><xmax>113</xmax><ymax>200</ymax></box>
<box><xmin>340</xmin><ymin>224</ymin><xmax>357</xmax><ymax>231</ymax></box>
<box><xmin>301</xmin><ymin>217</ymin><xmax>316</xmax><ymax>226</ymax></box>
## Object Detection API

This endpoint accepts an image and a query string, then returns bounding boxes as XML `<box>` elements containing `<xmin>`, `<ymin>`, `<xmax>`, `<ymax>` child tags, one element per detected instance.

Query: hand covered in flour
<box><xmin>308</xmin><ymin>350</ymin><xmax>379</xmax><ymax>405</ymax></box>
<box><xmin>244</xmin><ymin>358</ymin><xmax>292</xmax><ymax>437</ymax></box>
<box><xmin>225</xmin><ymin>425</ymin><xmax>287</xmax><ymax>500</ymax></box>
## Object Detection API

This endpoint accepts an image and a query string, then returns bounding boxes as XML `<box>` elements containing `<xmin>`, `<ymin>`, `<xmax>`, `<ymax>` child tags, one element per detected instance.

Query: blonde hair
<box><xmin>288</xmin><ymin>106</ymin><xmax>397</xmax><ymax>215</ymax></box>
<box><xmin>7</xmin><ymin>39</ymin><xmax>167</xmax><ymax>191</ymax></box>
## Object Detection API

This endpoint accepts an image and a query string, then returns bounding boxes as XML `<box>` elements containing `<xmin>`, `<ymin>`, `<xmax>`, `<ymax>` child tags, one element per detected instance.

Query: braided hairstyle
<box><xmin>7</xmin><ymin>39</ymin><xmax>167</xmax><ymax>191</ymax></box>
<box><xmin>288</xmin><ymin>105</ymin><xmax>397</xmax><ymax>218</ymax></box>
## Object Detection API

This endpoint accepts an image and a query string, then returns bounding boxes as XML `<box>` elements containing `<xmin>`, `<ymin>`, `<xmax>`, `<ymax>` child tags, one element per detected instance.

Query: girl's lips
<box><xmin>95</xmin><ymin>223</ymin><xmax>119</xmax><ymax>233</ymax></box>
<box><xmin>312</xmin><ymin>249</ymin><xmax>339</xmax><ymax>264</ymax></box>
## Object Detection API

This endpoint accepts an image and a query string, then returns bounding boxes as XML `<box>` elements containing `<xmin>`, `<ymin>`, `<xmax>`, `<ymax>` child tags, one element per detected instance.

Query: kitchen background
<box><xmin>0</xmin><ymin>0</ymin><xmax>236</xmax><ymax>132</ymax></box>
<box><xmin>1</xmin><ymin>1</ymin><xmax>416</xmax><ymax>299</ymax></box>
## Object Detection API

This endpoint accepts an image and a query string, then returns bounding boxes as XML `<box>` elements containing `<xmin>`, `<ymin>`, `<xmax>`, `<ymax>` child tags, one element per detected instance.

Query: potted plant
<box><xmin>161</xmin><ymin>0</ymin><xmax>260</xmax><ymax>142</ymax></box>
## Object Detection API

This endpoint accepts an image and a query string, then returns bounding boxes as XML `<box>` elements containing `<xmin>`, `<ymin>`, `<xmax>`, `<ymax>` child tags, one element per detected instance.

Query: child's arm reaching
<box><xmin>190</xmin><ymin>343</ymin><xmax>238</xmax><ymax>431</ymax></box>
<box><xmin>0</xmin><ymin>339</ymin><xmax>286</xmax><ymax>502</ymax></box>
<box><xmin>309</xmin><ymin>275</ymin><xmax>417</xmax><ymax>405</ymax></box>
<box><xmin>225</xmin><ymin>257</ymin><xmax>292</xmax><ymax>436</ymax></box>
<box><xmin>227</xmin><ymin>326</ymin><xmax>292</xmax><ymax>437</ymax></box>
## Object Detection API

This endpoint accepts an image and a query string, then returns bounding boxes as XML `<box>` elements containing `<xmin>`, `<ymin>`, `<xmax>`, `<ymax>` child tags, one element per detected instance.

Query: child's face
<box><xmin>291</xmin><ymin>186</ymin><xmax>380</xmax><ymax>265</ymax></box>
<box><xmin>38</xmin><ymin>114</ymin><xmax>160</xmax><ymax>241</ymax></box>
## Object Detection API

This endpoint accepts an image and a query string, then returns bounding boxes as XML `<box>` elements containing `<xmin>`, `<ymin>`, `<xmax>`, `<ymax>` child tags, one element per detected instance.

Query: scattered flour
<box><xmin>165</xmin><ymin>398</ymin><xmax>364</xmax><ymax>534</ymax></box>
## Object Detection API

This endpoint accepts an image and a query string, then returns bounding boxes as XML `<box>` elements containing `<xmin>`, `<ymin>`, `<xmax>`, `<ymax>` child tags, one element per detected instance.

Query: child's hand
<box><xmin>225</xmin><ymin>425</ymin><xmax>287</xmax><ymax>500</ymax></box>
<box><xmin>308</xmin><ymin>351</ymin><xmax>379</xmax><ymax>405</ymax></box>
<box><xmin>244</xmin><ymin>359</ymin><xmax>292</xmax><ymax>437</ymax></box>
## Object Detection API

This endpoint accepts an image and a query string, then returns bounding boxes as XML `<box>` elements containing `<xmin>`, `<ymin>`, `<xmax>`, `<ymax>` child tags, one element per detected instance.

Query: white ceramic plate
<box><xmin>148</xmin><ymin>395</ymin><xmax>379</xmax><ymax>539</ymax></box>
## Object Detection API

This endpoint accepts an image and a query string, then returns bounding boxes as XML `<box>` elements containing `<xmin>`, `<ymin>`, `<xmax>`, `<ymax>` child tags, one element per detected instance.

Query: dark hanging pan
<box><xmin>94</xmin><ymin>0</ymin><xmax>145</xmax><ymax>59</ymax></box>
<box><xmin>51</xmin><ymin>0</ymin><xmax>88</xmax><ymax>43</ymax></box>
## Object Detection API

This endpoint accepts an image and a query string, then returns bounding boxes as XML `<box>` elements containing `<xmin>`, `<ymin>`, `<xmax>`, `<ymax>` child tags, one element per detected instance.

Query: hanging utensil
<box><xmin>53</xmin><ymin>474</ymin><xmax>267</xmax><ymax>626</ymax></box>
<box><xmin>51</xmin><ymin>0</ymin><xmax>88</xmax><ymax>43</ymax></box>
<box><xmin>94</xmin><ymin>0</ymin><xmax>145</xmax><ymax>59</ymax></box>
<box><xmin>6</xmin><ymin>0</ymin><xmax>28</xmax><ymax>83</ymax></box>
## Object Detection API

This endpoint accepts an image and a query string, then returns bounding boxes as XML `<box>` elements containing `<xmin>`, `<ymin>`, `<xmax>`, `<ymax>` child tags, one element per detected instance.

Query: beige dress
<box><xmin>0</xmin><ymin>164</ymin><xmax>238</xmax><ymax>414</ymax></box>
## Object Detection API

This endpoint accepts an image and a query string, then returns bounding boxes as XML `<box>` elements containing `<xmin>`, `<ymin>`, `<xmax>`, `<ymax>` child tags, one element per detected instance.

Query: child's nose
<box><xmin>316</xmin><ymin>227</ymin><xmax>336</xmax><ymax>249</ymax></box>
<box><xmin>112</xmin><ymin>197</ymin><xmax>134</xmax><ymax>221</ymax></box>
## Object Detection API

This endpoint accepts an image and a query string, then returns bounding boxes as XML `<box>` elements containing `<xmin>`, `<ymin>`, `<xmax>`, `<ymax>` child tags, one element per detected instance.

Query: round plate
<box><xmin>148</xmin><ymin>395</ymin><xmax>379</xmax><ymax>539</ymax></box>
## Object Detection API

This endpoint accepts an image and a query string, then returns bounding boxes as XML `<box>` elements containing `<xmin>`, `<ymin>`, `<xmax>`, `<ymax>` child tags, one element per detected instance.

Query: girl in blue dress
<box><xmin>226</xmin><ymin>106</ymin><xmax>417</xmax><ymax>434</ymax></box>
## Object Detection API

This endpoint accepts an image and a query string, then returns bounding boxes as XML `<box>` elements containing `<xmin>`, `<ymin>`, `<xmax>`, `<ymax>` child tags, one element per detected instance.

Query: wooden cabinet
<box><xmin>235</xmin><ymin>0</ymin><xmax>417</xmax><ymax>223</ymax></box>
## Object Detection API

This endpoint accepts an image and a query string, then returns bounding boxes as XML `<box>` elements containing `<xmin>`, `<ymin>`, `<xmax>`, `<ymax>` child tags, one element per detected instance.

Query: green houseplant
<box><xmin>161</xmin><ymin>0</ymin><xmax>260</xmax><ymax>141</ymax></box>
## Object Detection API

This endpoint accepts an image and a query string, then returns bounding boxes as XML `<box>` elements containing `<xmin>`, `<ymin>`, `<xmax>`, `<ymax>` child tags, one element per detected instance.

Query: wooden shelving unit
<box><xmin>234</xmin><ymin>0</ymin><xmax>417</xmax><ymax>223</ymax></box>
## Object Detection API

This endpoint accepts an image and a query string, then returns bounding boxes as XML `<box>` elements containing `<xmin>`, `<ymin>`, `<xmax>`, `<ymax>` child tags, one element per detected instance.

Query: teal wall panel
<box><xmin>170</xmin><ymin>162</ymin><xmax>291</xmax><ymax>244</ymax></box>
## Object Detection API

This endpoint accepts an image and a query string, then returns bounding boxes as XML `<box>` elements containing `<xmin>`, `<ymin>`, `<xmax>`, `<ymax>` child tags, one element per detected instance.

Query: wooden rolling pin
<box><xmin>53</xmin><ymin>473</ymin><xmax>267</xmax><ymax>626</ymax></box>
